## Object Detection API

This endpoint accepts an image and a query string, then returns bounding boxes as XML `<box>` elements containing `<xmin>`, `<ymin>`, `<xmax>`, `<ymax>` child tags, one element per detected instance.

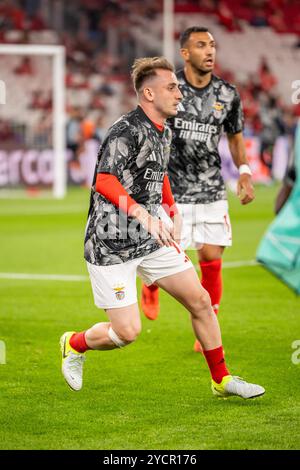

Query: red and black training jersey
<box><xmin>84</xmin><ymin>106</ymin><xmax>172</xmax><ymax>266</ymax></box>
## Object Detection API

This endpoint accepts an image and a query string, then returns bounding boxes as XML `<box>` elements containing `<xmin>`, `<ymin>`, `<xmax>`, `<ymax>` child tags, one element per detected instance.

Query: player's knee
<box><xmin>117</xmin><ymin>324</ymin><xmax>141</xmax><ymax>345</ymax></box>
<box><xmin>188</xmin><ymin>289</ymin><xmax>211</xmax><ymax>317</ymax></box>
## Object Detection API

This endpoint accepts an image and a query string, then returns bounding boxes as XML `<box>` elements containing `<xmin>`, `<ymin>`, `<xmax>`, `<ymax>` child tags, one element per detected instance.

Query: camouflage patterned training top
<box><xmin>168</xmin><ymin>71</ymin><xmax>244</xmax><ymax>204</ymax></box>
<box><xmin>84</xmin><ymin>106</ymin><xmax>172</xmax><ymax>266</ymax></box>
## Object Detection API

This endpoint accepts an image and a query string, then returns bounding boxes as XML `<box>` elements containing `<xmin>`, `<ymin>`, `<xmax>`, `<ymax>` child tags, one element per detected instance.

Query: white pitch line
<box><xmin>0</xmin><ymin>260</ymin><xmax>258</xmax><ymax>282</ymax></box>
<box><xmin>222</xmin><ymin>260</ymin><xmax>258</xmax><ymax>268</ymax></box>
<box><xmin>0</xmin><ymin>206</ymin><xmax>87</xmax><ymax>216</ymax></box>
<box><xmin>0</xmin><ymin>273</ymin><xmax>88</xmax><ymax>282</ymax></box>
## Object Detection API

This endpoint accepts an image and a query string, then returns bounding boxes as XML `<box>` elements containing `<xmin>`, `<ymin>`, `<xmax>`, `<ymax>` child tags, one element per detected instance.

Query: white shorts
<box><xmin>177</xmin><ymin>201</ymin><xmax>232</xmax><ymax>250</ymax></box>
<box><xmin>87</xmin><ymin>244</ymin><xmax>193</xmax><ymax>309</ymax></box>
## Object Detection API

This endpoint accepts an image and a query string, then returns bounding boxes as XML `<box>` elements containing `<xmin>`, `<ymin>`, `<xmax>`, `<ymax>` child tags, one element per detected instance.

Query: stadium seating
<box><xmin>0</xmin><ymin>0</ymin><xmax>299</xmax><ymax>148</ymax></box>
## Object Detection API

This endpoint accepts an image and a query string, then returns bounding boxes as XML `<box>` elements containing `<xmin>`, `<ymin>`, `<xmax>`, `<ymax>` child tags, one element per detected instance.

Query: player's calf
<box><xmin>186</xmin><ymin>288</ymin><xmax>222</xmax><ymax>352</ymax></box>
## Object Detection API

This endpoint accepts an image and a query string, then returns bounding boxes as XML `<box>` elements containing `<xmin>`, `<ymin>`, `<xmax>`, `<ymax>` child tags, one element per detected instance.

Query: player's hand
<box><xmin>145</xmin><ymin>216</ymin><xmax>174</xmax><ymax>247</ymax></box>
<box><xmin>131</xmin><ymin>205</ymin><xmax>174</xmax><ymax>246</ymax></box>
<box><xmin>170</xmin><ymin>212</ymin><xmax>182</xmax><ymax>244</ymax></box>
<box><xmin>237</xmin><ymin>174</ymin><xmax>255</xmax><ymax>205</ymax></box>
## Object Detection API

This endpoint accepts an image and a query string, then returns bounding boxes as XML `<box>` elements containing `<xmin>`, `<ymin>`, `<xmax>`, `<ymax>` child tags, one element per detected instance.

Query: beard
<box><xmin>191</xmin><ymin>61</ymin><xmax>214</xmax><ymax>75</ymax></box>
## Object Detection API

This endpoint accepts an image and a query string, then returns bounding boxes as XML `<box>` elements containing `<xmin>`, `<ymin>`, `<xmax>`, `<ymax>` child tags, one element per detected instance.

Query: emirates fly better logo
<box><xmin>174</xmin><ymin>117</ymin><xmax>217</xmax><ymax>142</ymax></box>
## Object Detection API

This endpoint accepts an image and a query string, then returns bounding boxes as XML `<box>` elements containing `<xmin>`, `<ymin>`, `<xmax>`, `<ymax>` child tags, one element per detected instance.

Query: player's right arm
<box><xmin>95</xmin><ymin>129</ymin><xmax>174</xmax><ymax>247</ymax></box>
<box><xmin>130</xmin><ymin>202</ymin><xmax>174</xmax><ymax>247</ymax></box>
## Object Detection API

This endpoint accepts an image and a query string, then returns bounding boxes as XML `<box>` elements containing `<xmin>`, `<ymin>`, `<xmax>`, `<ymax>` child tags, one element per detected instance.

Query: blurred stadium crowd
<box><xmin>0</xmin><ymin>0</ymin><xmax>299</xmax><ymax>173</ymax></box>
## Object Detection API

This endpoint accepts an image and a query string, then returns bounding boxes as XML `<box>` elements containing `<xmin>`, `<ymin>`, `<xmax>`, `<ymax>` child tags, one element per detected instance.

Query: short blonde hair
<box><xmin>131</xmin><ymin>57</ymin><xmax>174</xmax><ymax>93</ymax></box>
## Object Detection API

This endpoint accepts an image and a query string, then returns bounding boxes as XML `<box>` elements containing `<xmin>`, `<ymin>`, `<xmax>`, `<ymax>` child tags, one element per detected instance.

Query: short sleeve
<box><xmin>97</xmin><ymin>125</ymin><xmax>135</xmax><ymax>179</ymax></box>
<box><xmin>223</xmin><ymin>88</ymin><xmax>244</xmax><ymax>135</ymax></box>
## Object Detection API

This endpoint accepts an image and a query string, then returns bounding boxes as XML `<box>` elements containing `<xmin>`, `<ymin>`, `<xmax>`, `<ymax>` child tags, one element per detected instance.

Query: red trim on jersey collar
<box><xmin>137</xmin><ymin>105</ymin><xmax>164</xmax><ymax>131</ymax></box>
<box><xmin>152</xmin><ymin>121</ymin><xmax>164</xmax><ymax>131</ymax></box>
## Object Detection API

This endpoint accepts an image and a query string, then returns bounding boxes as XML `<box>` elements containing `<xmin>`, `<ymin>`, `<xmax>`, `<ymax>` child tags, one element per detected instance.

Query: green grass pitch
<box><xmin>0</xmin><ymin>185</ymin><xmax>299</xmax><ymax>450</ymax></box>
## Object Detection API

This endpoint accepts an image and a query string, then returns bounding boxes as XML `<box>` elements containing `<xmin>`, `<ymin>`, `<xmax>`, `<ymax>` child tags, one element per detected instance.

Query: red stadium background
<box><xmin>0</xmin><ymin>0</ymin><xmax>299</xmax><ymax>193</ymax></box>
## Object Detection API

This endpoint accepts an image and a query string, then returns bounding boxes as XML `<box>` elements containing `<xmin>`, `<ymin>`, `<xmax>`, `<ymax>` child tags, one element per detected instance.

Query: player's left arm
<box><xmin>227</xmin><ymin>131</ymin><xmax>255</xmax><ymax>205</ymax></box>
<box><xmin>224</xmin><ymin>87</ymin><xmax>254</xmax><ymax>205</ymax></box>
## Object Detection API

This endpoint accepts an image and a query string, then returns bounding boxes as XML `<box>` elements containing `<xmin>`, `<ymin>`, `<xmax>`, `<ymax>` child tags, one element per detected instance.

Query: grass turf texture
<box><xmin>0</xmin><ymin>185</ymin><xmax>299</xmax><ymax>450</ymax></box>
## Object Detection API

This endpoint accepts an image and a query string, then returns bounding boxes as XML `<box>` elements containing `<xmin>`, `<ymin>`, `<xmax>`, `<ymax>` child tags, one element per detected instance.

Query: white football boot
<box><xmin>60</xmin><ymin>331</ymin><xmax>86</xmax><ymax>391</ymax></box>
<box><xmin>212</xmin><ymin>375</ymin><xmax>265</xmax><ymax>399</ymax></box>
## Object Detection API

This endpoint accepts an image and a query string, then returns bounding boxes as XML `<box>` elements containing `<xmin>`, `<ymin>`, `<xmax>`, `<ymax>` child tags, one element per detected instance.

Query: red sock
<box><xmin>145</xmin><ymin>283</ymin><xmax>159</xmax><ymax>293</ymax></box>
<box><xmin>69</xmin><ymin>331</ymin><xmax>90</xmax><ymax>353</ymax></box>
<box><xmin>200</xmin><ymin>259</ymin><xmax>222</xmax><ymax>315</ymax></box>
<box><xmin>203</xmin><ymin>346</ymin><xmax>230</xmax><ymax>384</ymax></box>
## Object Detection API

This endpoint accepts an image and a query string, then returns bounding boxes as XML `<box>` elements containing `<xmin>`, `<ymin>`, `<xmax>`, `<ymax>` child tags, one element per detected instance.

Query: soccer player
<box><xmin>60</xmin><ymin>57</ymin><xmax>264</xmax><ymax>399</ymax></box>
<box><xmin>141</xmin><ymin>27</ymin><xmax>255</xmax><ymax>353</ymax></box>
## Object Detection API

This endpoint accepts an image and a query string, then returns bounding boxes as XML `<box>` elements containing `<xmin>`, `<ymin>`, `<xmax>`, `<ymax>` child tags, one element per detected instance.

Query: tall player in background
<box><xmin>141</xmin><ymin>27</ymin><xmax>255</xmax><ymax>353</ymax></box>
